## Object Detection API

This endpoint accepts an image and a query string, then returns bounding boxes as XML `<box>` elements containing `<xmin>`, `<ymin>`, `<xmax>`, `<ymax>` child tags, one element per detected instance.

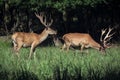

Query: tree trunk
<box><xmin>3</xmin><ymin>0</ymin><xmax>9</xmax><ymax>37</ymax></box>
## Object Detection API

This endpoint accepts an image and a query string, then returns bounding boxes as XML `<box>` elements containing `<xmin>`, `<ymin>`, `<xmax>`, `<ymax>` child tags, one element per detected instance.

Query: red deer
<box><xmin>62</xmin><ymin>28</ymin><xmax>115</xmax><ymax>52</ymax></box>
<box><xmin>11</xmin><ymin>12</ymin><xmax>57</xmax><ymax>58</ymax></box>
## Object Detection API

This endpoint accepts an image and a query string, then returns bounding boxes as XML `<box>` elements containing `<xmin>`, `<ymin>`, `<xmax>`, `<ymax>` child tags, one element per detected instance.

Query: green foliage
<box><xmin>0</xmin><ymin>40</ymin><xmax>120</xmax><ymax>80</ymax></box>
<box><xmin>8</xmin><ymin>0</ymin><xmax>21</xmax><ymax>6</ymax></box>
<box><xmin>82</xmin><ymin>0</ymin><xmax>107</xmax><ymax>6</ymax></box>
<box><xmin>0</xmin><ymin>0</ymin><xmax>107</xmax><ymax>12</ymax></box>
<box><xmin>49</xmin><ymin>0</ymin><xmax>107</xmax><ymax>12</ymax></box>
<box><xmin>0</xmin><ymin>0</ymin><xmax>3</xmax><ymax>5</ymax></box>
<box><xmin>52</xmin><ymin>0</ymin><xmax>83</xmax><ymax>11</ymax></box>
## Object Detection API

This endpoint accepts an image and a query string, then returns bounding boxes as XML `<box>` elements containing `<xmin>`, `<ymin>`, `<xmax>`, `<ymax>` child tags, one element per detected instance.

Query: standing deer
<box><xmin>11</xmin><ymin>12</ymin><xmax>57</xmax><ymax>58</ymax></box>
<box><xmin>62</xmin><ymin>28</ymin><xmax>115</xmax><ymax>52</ymax></box>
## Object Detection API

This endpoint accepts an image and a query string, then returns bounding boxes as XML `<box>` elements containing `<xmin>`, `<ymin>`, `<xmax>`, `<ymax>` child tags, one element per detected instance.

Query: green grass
<box><xmin>0</xmin><ymin>39</ymin><xmax>120</xmax><ymax>80</ymax></box>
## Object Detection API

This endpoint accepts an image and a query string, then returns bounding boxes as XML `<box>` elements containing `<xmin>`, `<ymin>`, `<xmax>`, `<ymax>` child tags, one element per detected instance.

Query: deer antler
<box><xmin>35</xmin><ymin>12</ymin><xmax>53</xmax><ymax>27</ymax></box>
<box><xmin>100</xmin><ymin>27</ymin><xmax>115</xmax><ymax>48</ymax></box>
<box><xmin>100</xmin><ymin>28</ymin><xmax>107</xmax><ymax>42</ymax></box>
<box><xmin>103</xmin><ymin>28</ymin><xmax>115</xmax><ymax>41</ymax></box>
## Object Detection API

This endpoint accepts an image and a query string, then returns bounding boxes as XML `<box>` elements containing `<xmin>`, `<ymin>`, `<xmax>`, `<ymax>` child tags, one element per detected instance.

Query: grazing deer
<box><xmin>11</xmin><ymin>12</ymin><xmax>57</xmax><ymax>58</ymax></box>
<box><xmin>62</xmin><ymin>28</ymin><xmax>115</xmax><ymax>52</ymax></box>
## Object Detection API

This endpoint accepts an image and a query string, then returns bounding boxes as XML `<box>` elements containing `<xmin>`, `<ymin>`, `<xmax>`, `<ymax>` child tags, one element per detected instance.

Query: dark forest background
<box><xmin>0</xmin><ymin>0</ymin><xmax>120</xmax><ymax>42</ymax></box>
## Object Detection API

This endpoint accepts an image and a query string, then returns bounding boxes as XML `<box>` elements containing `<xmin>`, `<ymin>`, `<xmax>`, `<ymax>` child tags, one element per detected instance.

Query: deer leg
<box><xmin>66</xmin><ymin>43</ymin><xmax>71</xmax><ymax>51</ymax></box>
<box><xmin>80</xmin><ymin>44</ymin><xmax>85</xmax><ymax>52</ymax></box>
<box><xmin>62</xmin><ymin>43</ymin><xmax>66</xmax><ymax>50</ymax></box>
<box><xmin>29</xmin><ymin>46</ymin><xmax>34</xmax><ymax>59</ymax></box>
<box><xmin>15</xmin><ymin>42</ymin><xmax>23</xmax><ymax>57</ymax></box>
<box><xmin>12</xmin><ymin>40</ymin><xmax>17</xmax><ymax>52</ymax></box>
<box><xmin>29</xmin><ymin>43</ymin><xmax>36</xmax><ymax>59</ymax></box>
<box><xmin>12</xmin><ymin>41</ymin><xmax>19</xmax><ymax>57</ymax></box>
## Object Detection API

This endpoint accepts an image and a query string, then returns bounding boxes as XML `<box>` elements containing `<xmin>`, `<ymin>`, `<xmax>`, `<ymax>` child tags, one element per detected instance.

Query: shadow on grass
<box><xmin>53</xmin><ymin>66</ymin><xmax>82</xmax><ymax>80</ymax></box>
<box><xmin>86</xmin><ymin>66</ymin><xmax>120</xmax><ymax>80</ymax></box>
<box><xmin>53</xmin><ymin>65</ymin><xmax>120</xmax><ymax>80</ymax></box>
<box><xmin>102</xmin><ymin>65</ymin><xmax>120</xmax><ymax>80</ymax></box>
<box><xmin>0</xmin><ymin>65</ymin><xmax>39</xmax><ymax>80</ymax></box>
<box><xmin>0</xmin><ymin>65</ymin><xmax>120</xmax><ymax>80</ymax></box>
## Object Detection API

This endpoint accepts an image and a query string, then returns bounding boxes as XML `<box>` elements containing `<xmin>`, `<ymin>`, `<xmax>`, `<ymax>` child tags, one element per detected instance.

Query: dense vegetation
<box><xmin>0</xmin><ymin>0</ymin><xmax>120</xmax><ymax>79</ymax></box>
<box><xmin>0</xmin><ymin>39</ymin><xmax>120</xmax><ymax>80</ymax></box>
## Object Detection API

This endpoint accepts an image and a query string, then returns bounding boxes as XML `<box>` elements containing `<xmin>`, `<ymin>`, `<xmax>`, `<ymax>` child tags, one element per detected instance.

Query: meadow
<box><xmin>0</xmin><ymin>38</ymin><xmax>120</xmax><ymax>80</ymax></box>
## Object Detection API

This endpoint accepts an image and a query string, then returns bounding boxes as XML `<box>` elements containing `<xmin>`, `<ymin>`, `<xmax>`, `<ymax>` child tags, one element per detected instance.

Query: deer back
<box><xmin>12</xmin><ymin>32</ymin><xmax>40</xmax><ymax>44</ymax></box>
<box><xmin>62</xmin><ymin>33</ymin><xmax>101</xmax><ymax>49</ymax></box>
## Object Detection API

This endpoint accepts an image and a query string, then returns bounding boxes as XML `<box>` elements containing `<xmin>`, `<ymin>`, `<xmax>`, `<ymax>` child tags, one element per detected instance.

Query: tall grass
<box><xmin>0</xmin><ymin>39</ymin><xmax>120</xmax><ymax>80</ymax></box>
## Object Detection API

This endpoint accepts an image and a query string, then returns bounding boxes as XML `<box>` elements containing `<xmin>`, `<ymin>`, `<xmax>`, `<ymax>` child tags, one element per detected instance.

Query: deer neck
<box><xmin>90</xmin><ymin>40</ymin><xmax>101</xmax><ymax>50</ymax></box>
<box><xmin>38</xmin><ymin>29</ymin><xmax>49</xmax><ymax>42</ymax></box>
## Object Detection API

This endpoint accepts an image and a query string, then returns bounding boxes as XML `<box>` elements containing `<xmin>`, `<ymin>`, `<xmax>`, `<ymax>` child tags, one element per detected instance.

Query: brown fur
<box><xmin>12</xmin><ymin>28</ymin><xmax>57</xmax><ymax>58</ymax></box>
<box><xmin>62</xmin><ymin>33</ymin><xmax>103</xmax><ymax>52</ymax></box>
